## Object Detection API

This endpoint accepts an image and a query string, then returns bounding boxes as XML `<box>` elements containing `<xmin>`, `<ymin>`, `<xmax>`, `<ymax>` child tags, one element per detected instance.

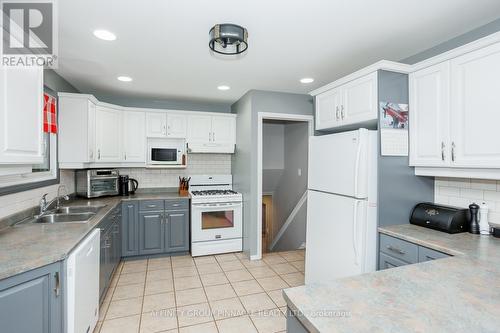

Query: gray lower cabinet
<box><xmin>286</xmin><ymin>308</ymin><xmax>308</xmax><ymax>333</ymax></box>
<box><xmin>126</xmin><ymin>199</ymin><xmax>190</xmax><ymax>257</ymax></box>
<box><xmin>122</xmin><ymin>201</ymin><xmax>140</xmax><ymax>257</ymax></box>
<box><xmin>0</xmin><ymin>262</ymin><xmax>62</xmax><ymax>333</ymax></box>
<box><xmin>378</xmin><ymin>233</ymin><xmax>451</xmax><ymax>270</ymax></box>
<box><xmin>165</xmin><ymin>210</ymin><xmax>189</xmax><ymax>252</ymax></box>
<box><xmin>99</xmin><ymin>207</ymin><xmax>122</xmax><ymax>301</ymax></box>
<box><xmin>139</xmin><ymin>211</ymin><xmax>165</xmax><ymax>255</ymax></box>
<box><xmin>379</xmin><ymin>252</ymin><xmax>409</xmax><ymax>269</ymax></box>
<box><xmin>418</xmin><ymin>246</ymin><xmax>449</xmax><ymax>262</ymax></box>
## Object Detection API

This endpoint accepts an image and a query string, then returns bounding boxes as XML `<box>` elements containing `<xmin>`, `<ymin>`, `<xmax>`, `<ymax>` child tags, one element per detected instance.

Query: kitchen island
<box><xmin>283</xmin><ymin>224</ymin><xmax>500</xmax><ymax>332</ymax></box>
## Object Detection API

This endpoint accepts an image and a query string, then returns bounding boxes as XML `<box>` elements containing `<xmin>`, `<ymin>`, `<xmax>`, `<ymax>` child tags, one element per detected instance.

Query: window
<box><xmin>0</xmin><ymin>89</ymin><xmax>59</xmax><ymax>195</ymax></box>
<box><xmin>0</xmin><ymin>132</ymin><xmax>58</xmax><ymax>191</ymax></box>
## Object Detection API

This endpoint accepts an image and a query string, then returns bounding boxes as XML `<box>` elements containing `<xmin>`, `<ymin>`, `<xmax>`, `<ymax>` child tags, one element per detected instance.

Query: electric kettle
<box><xmin>128</xmin><ymin>178</ymin><xmax>139</xmax><ymax>194</ymax></box>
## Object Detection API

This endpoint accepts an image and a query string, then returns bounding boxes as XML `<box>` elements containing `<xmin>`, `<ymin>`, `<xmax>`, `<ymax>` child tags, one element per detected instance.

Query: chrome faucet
<box><xmin>39</xmin><ymin>185</ymin><xmax>70</xmax><ymax>215</ymax></box>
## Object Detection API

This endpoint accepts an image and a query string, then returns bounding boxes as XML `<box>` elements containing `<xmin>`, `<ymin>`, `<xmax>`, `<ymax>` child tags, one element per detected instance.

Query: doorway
<box><xmin>257</xmin><ymin>113</ymin><xmax>313</xmax><ymax>259</ymax></box>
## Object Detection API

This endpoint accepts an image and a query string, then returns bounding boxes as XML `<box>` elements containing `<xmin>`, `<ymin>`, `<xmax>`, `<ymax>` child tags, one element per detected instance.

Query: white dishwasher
<box><xmin>66</xmin><ymin>229</ymin><xmax>100</xmax><ymax>333</ymax></box>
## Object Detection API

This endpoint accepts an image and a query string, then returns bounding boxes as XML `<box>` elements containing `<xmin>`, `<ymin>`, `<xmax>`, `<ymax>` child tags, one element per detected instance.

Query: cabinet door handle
<box><xmin>147</xmin><ymin>204</ymin><xmax>157</xmax><ymax>208</ymax></box>
<box><xmin>335</xmin><ymin>106</ymin><xmax>340</xmax><ymax>120</ymax></box>
<box><xmin>90</xmin><ymin>150</ymin><xmax>94</xmax><ymax>159</ymax></box>
<box><xmin>213</xmin><ymin>132</ymin><xmax>215</xmax><ymax>142</ymax></box>
<box><xmin>341</xmin><ymin>105</ymin><xmax>345</xmax><ymax>119</ymax></box>
<box><xmin>441</xmin><ymin>142</ymin><xmax>446</xmax><ymax>161</ymax></box>
<box><xmin>163</xmin><ymin>125</ymin><xmax>167</xmax><ymax>136</ymax></box>
<box><xmin>98</xmin><ymin>149</ymin><xmax>101</xmax><ymax>160</ymax></box>
<box><xmin>386</xmin><ymin>245</ymin><xmax>405</xmax><ymax>255</ymax></box>
<box><xmin>451</xmin><ymin>142</ymin><xmax>456</xmax><ymax>162</ymax></box>
<box><xmin>54</xmin><ymin>272</ymin><xmax>60</xmax><ymax>297</ymax></box>
<box><xmin>124</xmin><ymin>152</ymin><xmax>127</xmax><ymax>160</ymax></box>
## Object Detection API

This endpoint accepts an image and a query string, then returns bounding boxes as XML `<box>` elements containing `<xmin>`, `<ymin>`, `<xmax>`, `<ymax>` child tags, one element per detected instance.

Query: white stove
<box><xmin>189</xmin><ymin>175</ymin><xmax>243</xmax><ymax>256</ymax></box>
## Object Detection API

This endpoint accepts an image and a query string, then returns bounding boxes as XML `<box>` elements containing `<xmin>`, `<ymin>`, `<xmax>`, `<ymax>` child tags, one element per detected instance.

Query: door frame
<box><xmin>255</xmin><ymin>112</ymin><xmax>314</xmax><ymax>260</ymax></box>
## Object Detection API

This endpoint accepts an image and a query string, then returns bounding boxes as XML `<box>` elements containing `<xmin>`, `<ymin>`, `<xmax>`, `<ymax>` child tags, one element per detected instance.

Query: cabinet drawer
<box><xmin>379</xmin><ymin>234</ymin><xmax>418</xmax><ymax>264</ymax></box>
<box><xmin>165</xmin><ymin>200</ymin><xmax>189</xmax><ymax>211</ymax></box>
<box><xmin>379</xmin><ymin>252</ymin><xmax>410</xmax><ymax>270</ymax></box>
<box><xmin>418</xmin><ymin>246</ymin><xmax>450</xmax><ymax>262</ymax></box>
<box><xmin>139</xmin><ymin>200</ymin><xmax>164</xmax><ymax>211</ymax></box>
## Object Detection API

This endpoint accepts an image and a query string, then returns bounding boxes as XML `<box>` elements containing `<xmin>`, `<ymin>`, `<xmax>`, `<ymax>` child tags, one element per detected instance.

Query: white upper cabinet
<box><xmin>146</xmin><ymin>112</ymin><xmax>167</xmax><ymax>137</ymax></box>
<box><xmin>187</xmin><ymin>114</ymin><xmax>236</xmax><ymax>153</ymax></box>
<box><xmin>314</xmin><ymin>72</ymin><xmax>378</xmax><ymax>131</ymax></box>
<box><xmin>59</xmin><ymin>95</ymin><xmax>96</xmax><ymax>166</ymax></box>
<box><xmin>187</xmin><ymin>115</ymin><xmax>212</xmax><ymax>143</ymax></box>
<box><xmin>410</xmin><ymin>40</ymin><xmax>500</xmax><ymax>177</ymax></box>
<box><xmin>146</xmin><ymin>112</ymin><xmax>187</xmax><ymax>138</ymax></box>
<box><xmin>449</xmin><ymin>42</ymin><xmax>500</xmax><ymax>168</ymax></box>
<box><xmin>342</xmin><ymin>72</ymin><xmax>378</xmax><ymax>126</ymax></box>
<box><xmin>315</xmin><ymin>88</ymin><xmax>341</xmax><ymax>130</ymax></box>
<box><xmin>123</xmin><ymin>111</ymin><xmax>145</xmax><ymax>162</ymax></box>
<box><xmin>211</xmin><ymin>116</ymin><xmax>235</xmax><ymax>145</ymax></box>
<box><xmin>95</xmin><ymin>106</ymin><xmax>122</xmax><ymax>162</ymax></box>
<box><xmin>0</xmin><ymin>67</ymin><xmax>44</xmax><ymax>164</ymax></box>
<box><xmin>409</xmin><ymin>62</ymin><xmax>450</xmax><ymax>167</ymax></box>
<box><xmin>166</xmin><ymin>113</ymin><xmax>187</xmax><ymax>138</ymax></box>
<box><xmin>58</xmin><ymin>93</ymin><xmax>237</xmax><ymax>168</ymax></box>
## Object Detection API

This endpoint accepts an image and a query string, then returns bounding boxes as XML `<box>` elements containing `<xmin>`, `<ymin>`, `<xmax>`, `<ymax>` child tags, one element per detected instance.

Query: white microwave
<box><xmin>147</xmin><ymin>139</ymin><xmax>186</xmax><ymax>166</ymax></box>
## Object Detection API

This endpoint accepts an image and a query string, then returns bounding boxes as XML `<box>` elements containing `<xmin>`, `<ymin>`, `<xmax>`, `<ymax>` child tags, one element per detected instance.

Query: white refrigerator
<box><xmin>305</xmin><ymin>128</ymin><xmax>378</xmax><ymax>284</ymax></box>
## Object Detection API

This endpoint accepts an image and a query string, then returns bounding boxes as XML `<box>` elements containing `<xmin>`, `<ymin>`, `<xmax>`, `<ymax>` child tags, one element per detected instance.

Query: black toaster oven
<box><xmin>410</xmin><ymin>203</ymin><xmax>469</xmax><ymax>234</ymax></box>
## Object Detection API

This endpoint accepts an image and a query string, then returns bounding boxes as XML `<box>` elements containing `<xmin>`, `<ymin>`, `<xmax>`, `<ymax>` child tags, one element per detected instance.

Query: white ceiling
<box><xmin>57</xmin><ymin>0</ymin><xmax>500</xmax><ymax>104</ymax></box>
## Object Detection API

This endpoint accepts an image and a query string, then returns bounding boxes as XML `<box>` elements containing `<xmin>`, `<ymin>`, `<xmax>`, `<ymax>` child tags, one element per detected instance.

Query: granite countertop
<box><xmin>283</xmin><ymin>224</ymin><xmax>500</xmax><ymax>333</ymax></box>
<box><xmin>0</xmin><ymin>190</ymin><xmax>190</xmax><ymax>281</ymax></box>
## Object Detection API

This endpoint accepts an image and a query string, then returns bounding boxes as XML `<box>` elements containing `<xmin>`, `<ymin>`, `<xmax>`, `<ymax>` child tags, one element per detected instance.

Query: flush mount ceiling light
<box><xmin>117</xmin><ymin>76</ymin><xmax>133</xmax><ymax>82</ymax></box>
<box><xmin>93</xmin><ymin>29</ymin><xmax>116</xmax><ymax>41</ymax></box>
<box><xmin>217</xmin><ymin>85</ymin><xmax>231</xmax><ymax>91</ymax></box>
<box><xmin>209</xmin><ymin>24</ymin><xmax>248</xmax><ymax>55</ymax></box>
<box><xmin>300</xmin><ymin>78</ymin><xmax>315</xmax><ymax>84</ymax></box>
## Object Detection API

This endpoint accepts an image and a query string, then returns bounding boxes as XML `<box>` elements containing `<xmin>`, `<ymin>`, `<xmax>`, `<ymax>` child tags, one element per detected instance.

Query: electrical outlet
<box><xmin>298</xmin><ymin>168</ymin><xmax>302</xmax><ymax>176</ymax></box>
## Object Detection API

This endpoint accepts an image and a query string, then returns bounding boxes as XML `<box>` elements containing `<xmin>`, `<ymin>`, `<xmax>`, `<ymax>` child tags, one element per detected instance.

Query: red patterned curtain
<box><xmin>43</xmin><ymin>93</ymin><xmax>57</xmax><ymax>133</ymax></box>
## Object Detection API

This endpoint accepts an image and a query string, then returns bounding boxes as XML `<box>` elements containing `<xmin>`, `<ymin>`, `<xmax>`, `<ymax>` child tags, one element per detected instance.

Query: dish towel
<box><xmin>43</xmin><ymin>93</ymin><xmax>57</xmax><ymax>133</ymax></box>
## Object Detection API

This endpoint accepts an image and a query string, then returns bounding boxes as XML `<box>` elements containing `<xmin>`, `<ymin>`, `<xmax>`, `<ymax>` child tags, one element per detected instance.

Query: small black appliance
<box><xmin>119</xmin><ymin>175</ymin><xmax>129</xmax><ymax>196</ymax></box>
<box><xmin>410</xmin><ymin>203</ymin><xmax>468</xmax><ymax>234</ymax></box>
<box><xmin>128</xmin><ymin>178</ymin><xmax>139</xmax><ymax>194</ymax></box>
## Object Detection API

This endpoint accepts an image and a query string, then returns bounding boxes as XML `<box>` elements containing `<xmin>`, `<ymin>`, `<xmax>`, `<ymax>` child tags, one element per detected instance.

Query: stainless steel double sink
<box><xmin>16</xmin><ymin>205</ymin><xmax>106</xmax><ymax>225</ymax></box>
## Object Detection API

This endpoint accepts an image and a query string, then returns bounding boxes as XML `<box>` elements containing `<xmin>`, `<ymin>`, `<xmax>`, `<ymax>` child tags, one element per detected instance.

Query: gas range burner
<box><xmin>191</xmin><ymin>190</ymin><xmax>239</xmax><ymax>196</ymax></box>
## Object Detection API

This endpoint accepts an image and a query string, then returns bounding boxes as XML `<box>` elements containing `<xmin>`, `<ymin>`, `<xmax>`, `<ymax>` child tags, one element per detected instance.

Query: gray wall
<box><xmin>95</xmin><ymin>94</ymin><xmax>231</xmax><ymax>113</ymax></box>
<box><xmin>231</xmin><ymin>90</ymin><xmax>313</xmax><ymax>258</ymax></box>
<box><xmin>402</xmin><ymin>18</ymin><xmax>500</xmax><ymax>64</ymax></box>
<box><xmin>262</xmin><ymin>123</ymin><xmax>284</xmax><ymax>170</ymax></box>
<box><xmin>44</xmin><ymin>69</ymin><xmax>79</xmax><ymax>93</ymax></box>
<box><xmin>377</xmin><ymin>70</ymin><xmax>434</xmax><ymax>226</ymax></box>
<box><xmin>272</xmin><ymin>121</ymin><xmax>309</xmax><ymax>251</ymax></box>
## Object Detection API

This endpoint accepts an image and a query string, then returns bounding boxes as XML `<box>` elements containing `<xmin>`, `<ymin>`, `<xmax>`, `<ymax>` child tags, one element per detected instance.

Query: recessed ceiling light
<box><xmin>217</xmin><ymin>85</ymin><xmax>230</xmax><ymax>91</ymax></box>
<box><xmin>93</xmin><ymin>29</ymin><xmax>116</xmax><ymax>41</ymax></box>
<box><xmin>117</xmin><ymin>76</ymin><xmax>133</xmax><ymax>82</ymax></box>
<box><xmin>300</xmin><ymin>78</ymin><xmax>314</xmax><ymax>84</ymax></box>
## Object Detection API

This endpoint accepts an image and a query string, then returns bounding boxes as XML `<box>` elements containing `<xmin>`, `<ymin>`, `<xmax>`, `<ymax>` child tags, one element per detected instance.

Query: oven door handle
<box><xmin>193</xmin><ymin>202</ymin><xmax>242</xmax><ymax>208</ymax></box>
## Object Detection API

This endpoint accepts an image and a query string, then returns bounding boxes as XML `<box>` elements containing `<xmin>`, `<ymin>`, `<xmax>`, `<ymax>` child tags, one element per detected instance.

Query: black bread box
<box><xmin>410</xmin><ymin>203</ymin><xmax>468</xmax><ymax>234</ymax></box>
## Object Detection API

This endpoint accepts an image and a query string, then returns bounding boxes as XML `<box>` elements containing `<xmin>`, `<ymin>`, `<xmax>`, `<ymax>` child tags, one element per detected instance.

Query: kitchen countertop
<box><xmin>0</xmin><ymin>190</ymin><xmax>190</xmax><ymax>281</ymax></box>
<box><xmin>283</xmin><ymin>224</ymin><xmax>500</xmax><ymax>333</ymax></box>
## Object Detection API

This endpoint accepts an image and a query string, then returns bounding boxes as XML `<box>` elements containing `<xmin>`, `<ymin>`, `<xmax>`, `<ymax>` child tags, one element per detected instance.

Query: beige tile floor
<box><xmin>95</xmin><ymin>250</ymin><xmax>305</xmax><ymax>333</ymax></box>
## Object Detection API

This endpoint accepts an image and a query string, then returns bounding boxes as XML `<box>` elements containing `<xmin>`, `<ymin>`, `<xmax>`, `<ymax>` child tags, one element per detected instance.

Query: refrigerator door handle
<box><xmin>353</xmin><ymin>138</ymin><xmax>363</xmax><ymax>197</ymax></box>
<box><xmin>352</xmin><ymin>200</ymin><xmax>360</xmax><ymax>266</ymax></box>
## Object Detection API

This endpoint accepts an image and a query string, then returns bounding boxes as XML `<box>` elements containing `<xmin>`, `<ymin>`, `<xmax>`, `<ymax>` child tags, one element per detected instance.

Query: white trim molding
<box><xmin>415</xmin><ymin>167</ymin><xmax>500</xmax><ymax>180</ymax></box>
<box><xmin>309</xmin><ymin>60</ymin><xmax>412</xmax><ymax>96</ymax></box>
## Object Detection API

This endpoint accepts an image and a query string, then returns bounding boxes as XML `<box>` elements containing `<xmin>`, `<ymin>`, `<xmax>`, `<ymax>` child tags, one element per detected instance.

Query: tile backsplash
<box><xmin>435</xmin><ymin>177</ymin><xmax>500</xmax><ymax>224</ymax></box>
<box><xmin>0</xmin><ymin>170</ymin><xmax>75</xmax><ymax>219</ymax></box>
<box><xmin>119</xmin><ymin>154</ymin><xmax>231</xmax><ymax>189</ymax></box>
